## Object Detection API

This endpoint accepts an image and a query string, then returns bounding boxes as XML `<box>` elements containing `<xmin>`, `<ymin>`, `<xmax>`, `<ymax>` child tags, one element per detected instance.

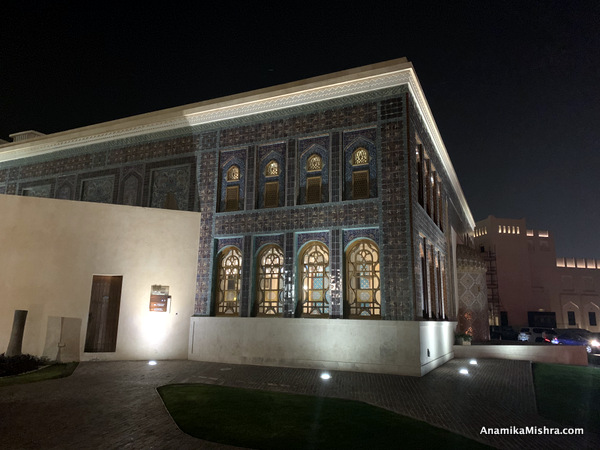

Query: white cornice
<box><xmin>0</xmin><ymin>58</ymin><xmax>473</xmax><ymax>227</ymax></box>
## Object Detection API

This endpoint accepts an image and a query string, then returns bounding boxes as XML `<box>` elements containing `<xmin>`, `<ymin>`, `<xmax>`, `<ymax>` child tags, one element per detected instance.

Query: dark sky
<box><xmin>1</xmin><ymin>1</ymin><xmax>599</xmax><ymax>258</ymax></box>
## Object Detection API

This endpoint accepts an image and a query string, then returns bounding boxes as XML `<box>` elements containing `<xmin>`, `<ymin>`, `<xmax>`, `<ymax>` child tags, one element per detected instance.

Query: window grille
<box><xmin>225</xmin><ymin>186</ymin><xmax>239</xmax><ymax>211</ymax></box>
<box><xmin>227</xmin><ymin>165</ymin><xmax>240</xmax><ymax>181</ymax></box>
<box><xmin>306</xmin><ymin>176</ymin><xmax>321</xmax><ymax>204</ymax></box>
<box><xmin>352</xmin><ymin>147</ymin><xmax>369</xmax><ymax>165</ymax></box>
<box><xmin>266</xmin><ymin>160</ymin><xmax>279</xmax><ymax>177</ymax></box>
<box><xmin>264</xmin><ymin>181</ymin><xmax>279</xmax><ymax>208</ymax></box>
<box><xmin>307</xmin><ymin>154</ymin><xmax>322</xmax><ymax>172</ymax></box>
<box><xmin>346</xmin><ymin>240</ymin><xmax>380</xmax><ymax>318</ymax></box>
<box><xmin>300</xmin><ymin>242</ymin><xmax>330</xmax><ymax>316</ymax></box>
<box><xmin>216</xmin><ymin>247</ymin><xmax>242</xmax><ymax>315</ymax></box>
<box><xmin>352</xmin><ymin>170</ymin><xmax>369</xmax><ymax>199</ymax></box>
<box><xmin>256</xmin><ymin>245</ymin><xmax>284</xmax><ymax>315</ymax></box>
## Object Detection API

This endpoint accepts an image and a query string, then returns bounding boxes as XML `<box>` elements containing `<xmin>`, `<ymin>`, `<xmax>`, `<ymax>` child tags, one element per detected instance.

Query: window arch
<box><xmin>215</xmin><ymin>246</ymin><xmax>242</xmax><ymax>316</ymax></box>
<box><xmin>227</xmin><ymin>165</ymin><xmax>240</xmax><ymax>181</ymax></box>
<box><xmin>307</xmin><ymin>154</ymin><xmax>322</xmax><ymax>172</ymax></box>
<box><xmin>352</xmin><ymin>147</ymin><xmax>369</xmax><ymax>166</ymax></box>
<box><xmin>265</xmin><ymin>160</ymin><xmax>279</xmax><ymax>177</ymax></box>
<box><xmin>299</xmin><ymin>242</ymin><xmax>330</xmax><ymax>317</ymax></box>
<box><xmin>255</xmin><ymin>245</ymin><xmax>284</xmax><ymax>316</ymax></box>
<box><xmin>346</xmin><ymin>239</ymin><xmax>381</xmax><ymax>318</ymax></box>
<box><xmin>344</xmin><ymin>139</ymin><xmax>376</xmax><ymax>201</ymax></box>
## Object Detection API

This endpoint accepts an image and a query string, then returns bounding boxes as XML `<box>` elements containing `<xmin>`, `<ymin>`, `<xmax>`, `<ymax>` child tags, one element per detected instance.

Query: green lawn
<box><xmin>158</xmin><ymin>384</ymin><xmax>491</xmax><ymax>449</ymax></box>
<box><xmin>0</xmin><ymin>363</ymin><xmax>78</xmax><ymax>387</ymax></box>
<box><xmin>533</xmin><ymin>363</ymin><xmax>600</xmax><ymax>434</ymax></box>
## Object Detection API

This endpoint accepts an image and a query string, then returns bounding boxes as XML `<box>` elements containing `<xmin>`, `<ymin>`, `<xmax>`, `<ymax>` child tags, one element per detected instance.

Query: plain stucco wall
<box><xmin>189</xmin><ymin>317</ymin><xmax>456</xmax><ymax>376</ymax></box>
<box><xmin>0</xmin><ymin>194</ymin><xmax>200</xmax><ymax>361</ymax></box>
<box><xmin>453</xmin><ymin>344</ymin><xmax>588</xmax><ymax>366</ymax></box>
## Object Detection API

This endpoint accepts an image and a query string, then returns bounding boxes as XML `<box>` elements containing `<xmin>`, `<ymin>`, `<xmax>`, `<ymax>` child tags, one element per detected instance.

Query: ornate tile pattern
<box><xmin>150</xmin><ymin>165</ymin><xmax>191</xmax><ymax>210</ymax></box>
<box><xmin>81</xmin><ymin>175</ymin><xmax>115</xmax><ymax>204</ymax></box>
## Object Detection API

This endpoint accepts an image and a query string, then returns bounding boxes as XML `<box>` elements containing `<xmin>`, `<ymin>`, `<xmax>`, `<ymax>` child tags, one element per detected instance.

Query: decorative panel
<box><xmin>150</xmin><ymin>165</ymin><xmax>190</xmax><ymax>210</ymax></box>
<box><xmin>81</xmin><ymin>176</ymin><xmax>115</xmax><ymax>204</ymax></box>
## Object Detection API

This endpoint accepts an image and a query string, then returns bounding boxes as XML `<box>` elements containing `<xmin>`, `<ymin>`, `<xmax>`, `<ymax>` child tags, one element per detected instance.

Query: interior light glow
<box><xmin>320</xmin><ymin>372</ymin><xmax>331</xmax><ymax>380</ymax></box>
<box><xmin>459</xmin><ymin>368</ymin><xmax>469</xmax><ymax>375</ymax></box>
<box><xmin>148</xmin><ymin>360</ymin><xmax>157</xmax><ymax>366</ymax></box>
<box><xmin>469</xmin><ymin>359</ymin><xmax>477</xmax><ymax>365</ymax></box>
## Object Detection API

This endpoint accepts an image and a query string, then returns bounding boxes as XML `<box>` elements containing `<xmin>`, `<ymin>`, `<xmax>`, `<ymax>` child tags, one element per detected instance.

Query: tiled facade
<box><xmin>0</xmin><ymin>59</ymin><xmax>474</xmax><ymax>326</ymax></box>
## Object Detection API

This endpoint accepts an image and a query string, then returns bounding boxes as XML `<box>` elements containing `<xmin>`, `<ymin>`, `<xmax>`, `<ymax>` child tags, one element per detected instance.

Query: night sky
<box><xmin>2</xmin><ymin>1</ymin><xmax>599</xmax><ymax>258</ymax></box>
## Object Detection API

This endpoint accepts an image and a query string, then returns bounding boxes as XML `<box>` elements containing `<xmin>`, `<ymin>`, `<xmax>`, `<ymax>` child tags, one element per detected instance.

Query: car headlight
<box><xmin>591</xmin><ymin>339</ymin><xmax>600</xmax><ymax>347</ymax></box>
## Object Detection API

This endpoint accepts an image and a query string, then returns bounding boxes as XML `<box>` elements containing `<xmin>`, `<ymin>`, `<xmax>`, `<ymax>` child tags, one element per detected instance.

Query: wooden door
<box><xmin>84</xmin><ymin>275</ymin><xmax>123</xmax><ymax>352</ymax></box>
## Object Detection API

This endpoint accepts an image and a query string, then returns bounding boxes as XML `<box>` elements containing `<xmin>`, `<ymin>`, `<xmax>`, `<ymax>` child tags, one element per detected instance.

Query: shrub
<box><xmin>0</xmin><ymin>353</ymin><xmax>48</xmax><ymax>377</ymax></box>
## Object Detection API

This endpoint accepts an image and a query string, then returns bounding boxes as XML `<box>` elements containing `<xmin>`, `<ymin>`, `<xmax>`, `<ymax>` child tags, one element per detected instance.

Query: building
<box><xmin>0</xmin><ymin>59</ymin><xmax>480</xmax><ymax>376</ymax></box>
<box><xmin>474</xmin><ymin>216</ymin><xmax>600</xmax><ymax>333</ymax></box>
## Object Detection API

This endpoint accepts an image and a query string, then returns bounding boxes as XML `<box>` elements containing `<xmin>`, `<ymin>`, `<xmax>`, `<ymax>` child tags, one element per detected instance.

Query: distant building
<box><xmin>0</xmin><ymin>59</ymin><xmax>482</xmax><ymax>376</ymax></box>
<box><xmin>474</xmin><ymin>216</ymin><xmax>600</xmax><ymax>333</ymax></box>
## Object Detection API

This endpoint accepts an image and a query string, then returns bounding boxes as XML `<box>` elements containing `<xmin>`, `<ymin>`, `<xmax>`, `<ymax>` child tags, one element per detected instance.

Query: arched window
<box><xmin>352</xmin><ymin>147</ymin><xmax>369</xmax><ymax>166</ymax></box>
<box><xmin>227</xmin><ymin>165</ymin><xmax>240</xmax><ymax>181</ymax></box>
<box><xmin>224</xmin><ymin>165</ymin><xmax>240</xmax><ymax>211</ymax></box>
<box><xmin>263</xmin><ymin>160</ymin><xmax>280</xmax><ymax>208</ymax></box>
<box><xmin>215</xmin><ymin>247</ymin><xmax>242</xmax><ymax>316</ymax></box>
<box><xmin>299</xmin><ymin>242</ymin><xmax>330</xmax><ymax>317</ymax></box>
<box><xmin>346</xmin><ymin>240</ymin><xmax>380</xmax><ymax>318</ymax></box>
<box><xmin>256</xmin><ymin>245</ymin><xmax>284</xmax><ymax>315</ymax></box>
<box><xmin>265</xmin><ymin>160</ymin><xmax>279</xmax><ymax>177</ymax></box>
<box><xmin>307</xmin><ymin>154</ymin><xmax>322</xmax><ymax>172</ymax></box>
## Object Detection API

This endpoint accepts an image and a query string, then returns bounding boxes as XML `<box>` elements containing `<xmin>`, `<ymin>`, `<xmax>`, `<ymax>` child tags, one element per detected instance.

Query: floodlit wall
<box><xmin>0</xmin><ymin>194</ymin><xmax>200</xmax><ymax>361</ymax></box>
<box><xmin>189</xmin><ymin>317</ymin><xmax>455</xmax><ymax>377</ymax></box>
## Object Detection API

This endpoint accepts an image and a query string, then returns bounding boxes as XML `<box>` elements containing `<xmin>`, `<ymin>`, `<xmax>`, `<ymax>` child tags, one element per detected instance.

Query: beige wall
<box><xmin>0</xmin><ymin>194</ymin><xmax>200</xmax><ymax>361</ymax></box>
<box><xmin>453</xmin><ymin>344</ymin><xmax>588</xmax><ymax>366</ymax></box>
<box><xmin>189</xmin><ymin>317</ymin><xmax>455</xmax><ymax>377</ymax></box>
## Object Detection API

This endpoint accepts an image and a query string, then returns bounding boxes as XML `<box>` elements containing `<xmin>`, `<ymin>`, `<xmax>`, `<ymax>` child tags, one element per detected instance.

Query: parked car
<box><xmin>518</xmin><ymin>327</ymin><xmax>557</xmax><ymax>343</ymax></box>
<box><xmin>489</xmin><ymin>326</ymin><xmax>518</xmax><ymax>340</ymax></box>
<box><xmin>551</xmin><ymin>333</ymin><xmax>600</xmax><ymax>354</ymax></box>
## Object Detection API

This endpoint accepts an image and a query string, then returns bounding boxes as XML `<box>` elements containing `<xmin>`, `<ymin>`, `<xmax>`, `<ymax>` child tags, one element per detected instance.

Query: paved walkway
<box><xmin>0</xmin><ymin>358</ymin><xmax>598</xmax><ymax>449</ymax></box>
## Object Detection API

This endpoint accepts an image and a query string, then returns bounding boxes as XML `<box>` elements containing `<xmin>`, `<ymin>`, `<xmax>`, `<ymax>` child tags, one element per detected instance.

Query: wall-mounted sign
<box><xmin>150</xmin><ymin>285</ymin><xmax>171</xmax><ymax>312</ymax></box>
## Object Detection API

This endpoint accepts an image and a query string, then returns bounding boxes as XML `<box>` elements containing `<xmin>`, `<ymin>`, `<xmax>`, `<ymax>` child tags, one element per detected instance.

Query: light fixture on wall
<box><xmin>150</xmin><ymin>285</ymin><xmax>171</xmax><ymax>312</ymax></box>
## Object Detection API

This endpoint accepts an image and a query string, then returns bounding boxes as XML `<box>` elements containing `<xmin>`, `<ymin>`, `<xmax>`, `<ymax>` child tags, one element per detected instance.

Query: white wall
<box><xmin>453</xmin><ymin>344</ymin><xmax>588</xmax><ymax>366</ymax></box>
<box><xmin>189</xmin><ymin>317</ymin><xmax>456</xmax><ymax>377</ymax></box>
<box><xmin>0</xmin><ymin>194</ymin><xmax>200</xmax><ymax>361</ymax></box>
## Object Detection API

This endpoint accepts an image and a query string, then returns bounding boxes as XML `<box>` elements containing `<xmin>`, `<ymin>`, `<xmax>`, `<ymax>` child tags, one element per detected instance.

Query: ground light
<box><xmin>320</xmin><ymin>372</ymin><xmax>331</xmax><ymax>380</ymax></box>
<box><xmin>148</xmin><ymin>360</ymin><xmax>157</xmax><ymax>366</ymax></box>
<box><xmin>469</xmin><ymin>359</ymin><xmax>477</xmax><ymax>365</ymax></box>
<box><xmin>459</xmin><ymin>368</ymin><xmax>469</xmax><ymax>375</ymax></box>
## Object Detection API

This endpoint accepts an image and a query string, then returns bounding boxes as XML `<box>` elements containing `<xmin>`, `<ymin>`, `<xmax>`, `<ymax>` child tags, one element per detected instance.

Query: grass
<box><xmin>533</xmin><ymin>363</ymin><xmax>600</xmax><ymax>434</ymax></box>
<box><xmin>0</xmin><ymin>362</ymin><xmax>79</xmax><ymax>387</ymax></box>
<box><xmin>158</xmin><ymin>384</ymin><xmax>491</xmax><ymax>449</ymax></box>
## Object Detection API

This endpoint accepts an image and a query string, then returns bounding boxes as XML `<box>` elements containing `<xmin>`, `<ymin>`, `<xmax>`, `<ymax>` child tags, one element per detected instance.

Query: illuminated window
<box><xmin>306</xmin><ymin>176</ymin><xmax>321</xmax><ymax>204</ymax></box>
<box><xmin>227</xmin><ymin>165</ymin><xmax>240</xmax><ymax>181</ymax></box>
<box><xmin>265</xmin><ymin>160</ymin><xmax>279</xmax><ymax>177</ymax></box>
<box><xmin>215</xmin><ymin>247</ymin><xmax>242</xmax><ymax>316</ymax></box>
<box><xmin>256</xmin><ymin>245</ymin><xmax>284</xmax><ymax>316</ymax></box>
<box><xmin>420</xmin><ymin>239</ymin><xmax>429</xmax><ymax>318</ymax></box>
<box><xmin>352</xmin><ymin>170</ymin><xmax>369</xmax><ymax>199</ymax></box>
<box><xmin>346</xmin><ymin>240</ymin><xmax>380</xmax><ymax>318</ymax></box>
<box><xmin>307</xmin><ymin>154</ymin><xmax>322</xmax><ymax>172</ymax></box>
<box><xmin>264</xmin><ymin>182</ymin><xmax>279</xmax><ymax>208</ymax></box>
<box><xmin>352</xmin><ymin>147</ymin><xmax>369</xmax><ymax>166</ymax></box>
<box><xmin>225</xmin><ymin>186</ymin><xmax>239</xmax><ymax>211</ymax></box>
<box><xmin>299</xmin><ymin>242</ymin><xmax>330</xmax><ymax>317</ymax></box>
<box><xmin>417</xmin><ymin>145</ymin><xmax>424</xmax><ymax>206</ymax></box>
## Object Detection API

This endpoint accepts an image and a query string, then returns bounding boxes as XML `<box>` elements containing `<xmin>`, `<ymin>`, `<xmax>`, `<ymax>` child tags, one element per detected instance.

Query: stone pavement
<box><xmin>0</xmin><ymin>358</ymin><xmax>598</xmax><ymax>449</ymax></box>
